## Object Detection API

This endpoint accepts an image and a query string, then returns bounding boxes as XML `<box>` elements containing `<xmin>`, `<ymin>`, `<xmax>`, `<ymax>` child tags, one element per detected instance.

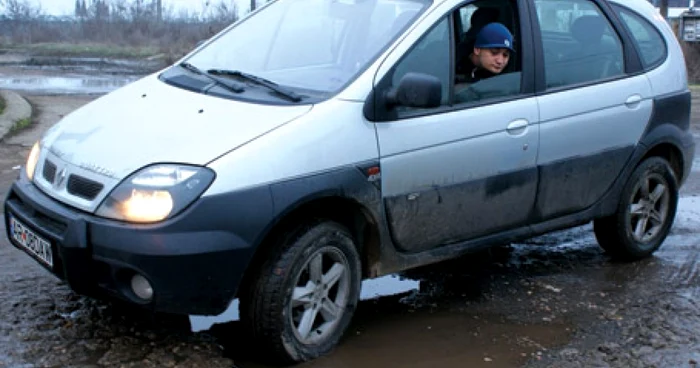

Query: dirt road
<box><xmin>2</xmin><ymin>92</ymin><xmax>700</xmax><ymax>368</ymax></box>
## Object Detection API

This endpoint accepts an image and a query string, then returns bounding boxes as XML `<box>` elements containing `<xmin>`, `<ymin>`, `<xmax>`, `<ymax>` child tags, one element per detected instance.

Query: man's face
<box><xmin>474</xmin><ymin>47</ymin><xmax>510</xmax><ymax>74</ymax></box>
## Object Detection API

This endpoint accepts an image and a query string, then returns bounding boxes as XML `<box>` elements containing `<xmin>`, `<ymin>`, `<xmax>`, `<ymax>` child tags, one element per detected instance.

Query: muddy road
<box><xmin>2</xmin><ymin>68</ymin><xmax>700</xmax><ymax>367</ymax></box>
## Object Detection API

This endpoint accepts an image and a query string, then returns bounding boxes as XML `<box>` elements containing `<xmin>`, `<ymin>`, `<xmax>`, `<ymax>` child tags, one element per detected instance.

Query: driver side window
<box><xmin>453</xmin><ymin>1</ymin><xmax>522</xmax><ymax>104</ymax></box>
<box><xmin>392</xmin><ymin>17</ymin><xmax>452</xmax><ymax>110</ymax></box>
<box><xmin>388</xmin><ymin>0</ymin><xmax>523</xmax><ymax>117</ymax></box>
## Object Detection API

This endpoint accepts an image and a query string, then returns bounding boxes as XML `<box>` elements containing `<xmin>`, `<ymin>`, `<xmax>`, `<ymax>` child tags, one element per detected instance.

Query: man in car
<box><xmin>455</xmin><ymin>7</ymin><xmax>500</xmax><ymax>75</ymax></box>
<box><xmin>456</xmin><ymin>22</ymin><xmax>514</xmax><ymax>85</ymax></box>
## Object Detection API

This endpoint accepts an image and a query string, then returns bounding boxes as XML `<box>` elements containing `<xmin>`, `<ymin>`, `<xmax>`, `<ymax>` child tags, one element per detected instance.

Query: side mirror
<box><xmin>385</xmin><ymin>72</ymin><xmax>442</xmax><ymax>108</ymax></box>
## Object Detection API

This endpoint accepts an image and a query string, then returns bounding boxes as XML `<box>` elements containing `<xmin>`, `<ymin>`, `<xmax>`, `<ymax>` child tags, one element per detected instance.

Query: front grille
<box><xmin>43</xmin><ymin>160</ymin><xmax>57</xmax><ymax>184</ymax></box>
<box><xmin>66</xmin><ymin>175</ymin><xmax>104</xmax><ymax>201</ymax></box>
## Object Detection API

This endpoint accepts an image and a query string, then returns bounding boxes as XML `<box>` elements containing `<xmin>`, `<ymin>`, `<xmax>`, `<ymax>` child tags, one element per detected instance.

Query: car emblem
<box><xmin>55</xmin><ymin>168</ymin><xmax>67</xmax><ymax>188</ymax></box>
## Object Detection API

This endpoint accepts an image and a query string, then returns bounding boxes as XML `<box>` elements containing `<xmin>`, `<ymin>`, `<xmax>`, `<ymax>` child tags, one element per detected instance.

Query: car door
<box><xmin>370</xmin><ymin>0</ymin><xmax>540</xmax><ymax>253</ymax></box>
<box><xmin>530</xmin><ymin>0</ymin><xmax>653</xmax><ymax>221</ymax></box>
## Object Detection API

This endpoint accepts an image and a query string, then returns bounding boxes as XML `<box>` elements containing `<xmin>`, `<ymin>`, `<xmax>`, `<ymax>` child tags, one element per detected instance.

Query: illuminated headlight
<box><xmin>26</xmin><ymin>142</ymin><xmax>41</xmax><ymax>181</ymax></box>
<box><xmin>96</xmin><ymin>164</ymin><xmax>215</xmax><ymax>223</ymax></box>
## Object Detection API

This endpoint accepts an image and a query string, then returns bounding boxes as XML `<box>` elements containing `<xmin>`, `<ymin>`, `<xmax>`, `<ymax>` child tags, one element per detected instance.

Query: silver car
<box><xmin>4</xmin><ymin>0</ymin><xmax>694</xmax><ymax>364</ymax></box>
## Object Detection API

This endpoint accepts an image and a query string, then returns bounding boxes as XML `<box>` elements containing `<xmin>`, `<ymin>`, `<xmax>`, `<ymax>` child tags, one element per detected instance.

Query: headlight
<box><xmin>96</xmin><ymin>164</ymin><xmax>215</xmax><ymax>223</ymax></box>
<box><xmin>26</xmin><ymin>142</ymin><xmax>41</xmax><ymax>181</ymax></box>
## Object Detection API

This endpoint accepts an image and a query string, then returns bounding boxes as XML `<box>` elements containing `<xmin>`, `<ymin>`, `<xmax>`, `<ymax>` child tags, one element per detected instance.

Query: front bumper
<box><xmin>4</xmin><ymin>171</ymin><xmax>266</xmax><ymax>316</ymax></box>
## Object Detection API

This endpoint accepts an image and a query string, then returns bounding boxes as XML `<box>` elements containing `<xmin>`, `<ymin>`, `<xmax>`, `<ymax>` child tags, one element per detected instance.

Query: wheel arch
<box><xmin>639</xmin><ymin>141</ymin><xmax>684</xmax><ymax>182</ymax></box>
<box><xmin>583</xmin><ymin>127</ymin><xmax>690</xmax><ymax>220</ymax></box>
<box><xmin>237</xmin><ymin>177</ymin><xmax>384</xmax><ymax>299</ymax></box>
<box><xmin>638</xmin><ymin>119</ymin><xmax>690</xmax><ymax>184</ymax></box>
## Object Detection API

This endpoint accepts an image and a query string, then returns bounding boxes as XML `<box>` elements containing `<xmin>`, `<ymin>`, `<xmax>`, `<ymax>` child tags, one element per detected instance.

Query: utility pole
<box><xmin>659</xmin><ymin>0</ymin><xmax>669</xmax><ymax>20</ymax></box>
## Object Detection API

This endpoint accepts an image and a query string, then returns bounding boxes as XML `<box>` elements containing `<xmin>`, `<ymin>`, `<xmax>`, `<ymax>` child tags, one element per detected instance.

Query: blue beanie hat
<box><xmin>475</xmin><ymin>23</ymin><xmax>514</xmax><ymax>51</ymax></box>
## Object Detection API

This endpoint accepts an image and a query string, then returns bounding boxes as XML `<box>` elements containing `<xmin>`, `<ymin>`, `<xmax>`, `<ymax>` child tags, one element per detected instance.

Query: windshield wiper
<box><xmin>179</xmin><ymin>62</ymin><xmax>244</xmax><ymax>93</ymax></box>
<box><xmin>208</xmin><ymin>69</ymin><xmax>302</xmax><ymax>102</ymax></box>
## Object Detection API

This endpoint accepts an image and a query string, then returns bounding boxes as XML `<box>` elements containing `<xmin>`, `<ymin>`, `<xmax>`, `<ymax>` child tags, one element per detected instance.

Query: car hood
<box><xmin>40</xmin><ymin>74</ymin><xmax>313</xmax><ymax>180</ymax></box>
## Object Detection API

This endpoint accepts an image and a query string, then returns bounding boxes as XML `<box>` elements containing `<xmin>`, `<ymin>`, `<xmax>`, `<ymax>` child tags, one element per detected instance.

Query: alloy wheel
<box><xmin>627</xmin><ymin>172</ymin><xmax>670</xmax><ymax>243</ymax></box>
<box><xmin>288</xmin><ymin>246</ymin><xmax>351</xmax><ymax>345</ymax></box>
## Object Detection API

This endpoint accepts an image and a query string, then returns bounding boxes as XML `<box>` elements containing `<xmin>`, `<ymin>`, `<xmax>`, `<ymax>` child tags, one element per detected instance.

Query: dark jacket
<box><xmin>456</xmin><ymin>55</ymin><xmax>496</xmax><ymax>84</ymax></box>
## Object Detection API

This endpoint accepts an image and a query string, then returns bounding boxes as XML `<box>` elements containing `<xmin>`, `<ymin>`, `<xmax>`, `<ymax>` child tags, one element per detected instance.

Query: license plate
<box><xmin>9</xmin><ymin>215</ymin><xmax>54</xmax><ymax>268</ymax></box>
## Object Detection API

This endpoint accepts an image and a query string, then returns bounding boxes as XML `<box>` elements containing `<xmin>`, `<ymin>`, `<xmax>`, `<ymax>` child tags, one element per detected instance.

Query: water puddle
<box><xmin>226</xmin><ymin>302</ymin><xmax>573</xmax><ymax>368</ymax></box>
<box><xmin>0</xmin><ymin>74</ymin><xmax>140</xmax><ymax>95</ymax></box>
<box><xmin>24</xmin><ymin>56</ymin><xmax>161</xmax><ymax>69</ymax></box>
<box><xmin>190</xmin><ymin>300</ymin><xmax>240</xmax><ymax>333</ymax></box>
<box><xmin>0</xmin><ymin>56</ymin><xmax>163</xmax><ymax>95</ymax></box>
<box><xmin>300</xmin><ymin>316</ymin><xmax>572</xmax><ymax>368</ymax></box>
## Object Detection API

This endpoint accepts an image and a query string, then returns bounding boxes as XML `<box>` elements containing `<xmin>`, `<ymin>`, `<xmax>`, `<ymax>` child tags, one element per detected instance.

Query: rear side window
<box><xmin>534</xmin><ymin>0</ymin><xmax>625</xmax><ymax>89</ymax></box>
<box><xmin>613</xmin><ymin>5</ymin><xmax>667</xmax><ymax>69</ymax></box>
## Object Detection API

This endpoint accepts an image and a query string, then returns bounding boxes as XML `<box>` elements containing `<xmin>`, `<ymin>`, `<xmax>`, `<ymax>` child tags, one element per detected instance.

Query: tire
<box><xmin>593</xmin><ymin>157</ymin><xmax>679</xmax><ymax>261</ymax></box>
<box><xmin>240</xmin><ymin>221</ymin><xmax>362</xmax><ymax>365</ymax></box>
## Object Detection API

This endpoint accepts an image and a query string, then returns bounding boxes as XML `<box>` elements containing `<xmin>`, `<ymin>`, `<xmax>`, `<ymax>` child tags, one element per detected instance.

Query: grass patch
<box><xmin>11</xmin><ymin>118</ymin><xmax>32</xmax><ymax>133</ymax></box>
<box><xmin>9</xmin><ymin>42</ymin><xmax>162</xmax><ymax>59</ymax></box>
<box><xmin>0</xmin><ymin>95</ymin><xmax>5</xmax><ymax>116</ymax></box>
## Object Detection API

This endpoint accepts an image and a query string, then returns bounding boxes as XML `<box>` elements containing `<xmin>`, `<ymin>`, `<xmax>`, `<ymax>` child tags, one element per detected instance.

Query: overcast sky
<box><xmin>34</xmin><ymin>0</ymin><xmax>215</xmax><ymax>16</ymax></box>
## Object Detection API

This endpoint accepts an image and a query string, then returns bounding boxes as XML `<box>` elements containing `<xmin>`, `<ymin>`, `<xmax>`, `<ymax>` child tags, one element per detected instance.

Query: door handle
<box><xmin>506</xmin><ymin>119</ymin><xmax>529</xmax><ymax>135</ymax></box>
<box><xmin>625</xmin><ymin>94</ymin><xmax>642</xmax><ymax>108</ymax></box>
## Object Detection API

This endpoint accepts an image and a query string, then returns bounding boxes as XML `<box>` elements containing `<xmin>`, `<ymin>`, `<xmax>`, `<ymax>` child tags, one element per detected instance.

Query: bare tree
<box><xmin>0</xmin><ymin>0</ymin><xmax>42</xmax><ymax>20</ymax></box>
<box><xmin>80</xmin><ymin>0</ymin><xmax>88</xmax><ymax>17</ymax></box>
<box><xmin>132</xmin><ymin>0</ymin><xmax>143</xmax><ymax>19</ymax></box>
<box><xmin>213</xmin><ymin>0</ymin><xmax>237</xmax><ymax>22</ymax></box>
<box><xmin>0</xmin><ymin>0</ymin><xmax>244</xmax><ymax>61</ymax></box>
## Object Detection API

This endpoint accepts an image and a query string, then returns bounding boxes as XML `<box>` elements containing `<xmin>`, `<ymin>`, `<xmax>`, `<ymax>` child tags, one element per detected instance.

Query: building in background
<box><xmin>649</xmin><ymin>0</ymin><xmax>693</xmax><ymax>19</ymax></box>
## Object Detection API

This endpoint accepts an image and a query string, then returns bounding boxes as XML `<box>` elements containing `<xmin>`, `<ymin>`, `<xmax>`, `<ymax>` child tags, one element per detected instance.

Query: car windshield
<box><xmin>183</xmin><ymin>0</ymin><xmax>429</xmax><ymax>95</ymax></box>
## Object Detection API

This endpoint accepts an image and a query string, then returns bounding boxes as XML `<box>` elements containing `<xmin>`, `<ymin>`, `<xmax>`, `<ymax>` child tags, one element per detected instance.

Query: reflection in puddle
<box><xmin>0</xmin><ymin>75</ymin><xmax>140</xmax><ymax>95</ymax></box>
<box><xmin>190</xmin><ymin>299</ymin><xmax>240</xmax><ymax>333</ymax></box>
<box><xmin>360</xmin><ymin>274</ymin><xmax>421</xmax><ymax>300</ymax></box>
<box><xmin>189</xmin><ymin>275</ymin><xmax>420</xmax><ymax>333</ymax></box>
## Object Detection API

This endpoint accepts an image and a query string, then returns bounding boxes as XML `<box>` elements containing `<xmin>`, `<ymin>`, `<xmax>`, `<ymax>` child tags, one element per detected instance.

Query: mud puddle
<box><xmin>289</xmin><ymin>312</ymin><xmax>571</xmax><ymax>368</ymax></box>
<box><xmin>0</xmin><ymin>72</ymin><xmax>140</xmax><ymax>95</ymax></box>
<box><xmin>0</xmin><ymin>54</ymin><xmax>164</xmax><ymax>74</ymax></box>
<box><xmin>214</xmin><ymin>264</ymin><xmax>575</xmax><ymax>368</ymax></box>
<box><xmin>0</xmin><ymin>57</ymin><xmax>152</xmax><ymax>95</ymax></box>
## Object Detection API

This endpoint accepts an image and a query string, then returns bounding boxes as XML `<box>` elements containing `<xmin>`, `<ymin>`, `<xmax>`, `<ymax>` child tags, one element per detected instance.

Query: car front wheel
<box><xmin>240</xmin><ymin>220</ymin><xmax>362</xmax><ymax>364</ymax></box>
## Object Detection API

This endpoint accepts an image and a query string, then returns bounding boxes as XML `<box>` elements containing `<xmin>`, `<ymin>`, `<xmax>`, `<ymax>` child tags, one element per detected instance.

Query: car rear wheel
<box><xmin>593</xmin><ymin>157</ymin><xmax>678</xmax><ymax>261</ymax></box>
<box><xmin>240</xmin><ymin>220</ymin><xmax>361</xmax><ymax>364</ymax></box>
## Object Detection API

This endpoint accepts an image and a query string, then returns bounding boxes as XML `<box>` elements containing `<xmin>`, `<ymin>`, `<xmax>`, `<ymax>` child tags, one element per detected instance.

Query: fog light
<box><xmin>131</xmin><ymin>274</ymin><xmax>154</xmax><ymax>301</ymax></box>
